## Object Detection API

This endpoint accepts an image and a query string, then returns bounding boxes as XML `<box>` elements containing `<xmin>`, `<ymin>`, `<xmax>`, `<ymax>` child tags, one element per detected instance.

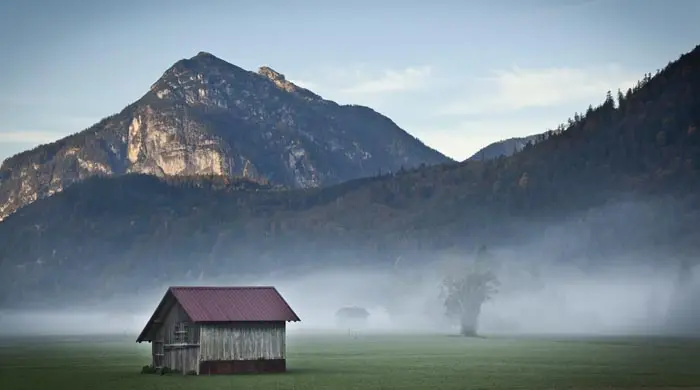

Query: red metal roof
<box><xmin>169</xmin><ymin>286</ymin><xmax>301</xmax><ymax>323</ymax></box>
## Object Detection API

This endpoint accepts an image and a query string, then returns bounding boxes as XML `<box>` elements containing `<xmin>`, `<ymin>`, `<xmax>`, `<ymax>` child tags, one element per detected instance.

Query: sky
<box><xmin>0</xmin><ymin>0</ymin><xmax>699</xmax><ymax>162</ymax></box>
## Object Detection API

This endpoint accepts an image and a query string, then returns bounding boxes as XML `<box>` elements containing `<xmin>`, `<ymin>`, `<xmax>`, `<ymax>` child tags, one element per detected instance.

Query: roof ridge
<box><xmin>169</xmin><ymin>285</ymin><xmax>277</xmax><ymax>290</ymax></box>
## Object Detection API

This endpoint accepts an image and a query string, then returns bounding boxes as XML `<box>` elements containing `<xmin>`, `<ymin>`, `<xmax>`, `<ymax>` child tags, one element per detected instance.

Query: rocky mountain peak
<box><xmin>257</xmin><ymin>65</ymin><xmax>321</xmax><ymax>100</ymax></box>
<box><xmin>195</xmin><ymin>51</ymin><xmax>217</xmax><ymax>59</ymax></box>
<box><xmin>0</xmin><ymin>51</ymin><xmax>451</xmax><ymax>222</ymax></box>
<box><xmin>257</xmin><ymin>66</ymin><xmax>285</xmax><ymax>82</ymax></box>
<box><xmin>148</xmin><ymin>53</ymin><xmax>321</xmax><ymax>102</ymax></box>
<box><xmin>165</xmin><ymin>51</ymin><xmax>234</xmax><ymax>75</ymax></box>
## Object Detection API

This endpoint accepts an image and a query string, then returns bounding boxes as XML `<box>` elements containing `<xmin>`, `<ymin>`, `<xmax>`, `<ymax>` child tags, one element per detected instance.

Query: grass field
<box><xmin>1</xmin><ymin>333</ymin><xmax>699</xmax><ymax>390</ymax></box>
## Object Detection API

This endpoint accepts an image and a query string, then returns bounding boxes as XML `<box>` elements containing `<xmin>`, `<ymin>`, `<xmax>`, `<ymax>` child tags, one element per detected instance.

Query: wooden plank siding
<box><xmin>165</xmin><ymin>345</ymin><xmax>199</xmax><ymax>374</ymax></box>
<box><xmin>149</xmin><ymin>300</ymin><xmax>287</xmax><ymax>374</ymax></box>
<box><xmin>156</xmin><ymin>301</ymin><xmax>200</xmax><ymax>345</ymax></box>
<box><xmin>153</xmin><ymin>300</ymin><xmax>201</xmax><ymax>374</ymax></box>
<box><xmin>200</xmin><ymin>321</ymin><xmax>286</xmax><ymax>361</ymax></box>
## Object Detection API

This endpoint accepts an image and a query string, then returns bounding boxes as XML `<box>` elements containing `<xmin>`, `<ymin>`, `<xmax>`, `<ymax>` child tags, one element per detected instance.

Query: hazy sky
<box><xmin>0</xmin><ymin>0</ymin><xmax>698</xmax><ymax>162</ymax></box>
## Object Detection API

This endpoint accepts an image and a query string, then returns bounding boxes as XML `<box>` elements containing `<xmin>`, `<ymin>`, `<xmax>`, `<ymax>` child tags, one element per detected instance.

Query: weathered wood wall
<box><xmin>156</xmin><ymin>302</ymin><xmax>200</xmax><ymax>345</ymax></box>
<box><xmin>148</xmin><ymin>302</ymin><xmax>288</xmax><ymax>374</ymax></box>
<box><xmin>164</xmin><ymin>345</ymin><xmax>200</xmax><ymax>374</ymax></box>
<box><xmin>200</xmin><ymin>321</ymin><xmax>286</xmax><ymax>361</ymax></box>
<box><xmin>152</xmin><ymin>300</ymin><xmax>201</xmax><ymax>374</ymax></box>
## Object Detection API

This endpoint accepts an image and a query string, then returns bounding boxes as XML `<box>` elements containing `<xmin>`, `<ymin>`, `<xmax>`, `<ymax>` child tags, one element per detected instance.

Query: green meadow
<box><xmin>1</xmin><ymin>333</ymin><xmax>699</xmax><ymax>390</ymax></box>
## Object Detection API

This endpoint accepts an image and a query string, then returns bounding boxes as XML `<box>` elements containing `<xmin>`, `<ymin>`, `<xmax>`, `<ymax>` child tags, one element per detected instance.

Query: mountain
<box><xmin>2</xmin><ymin>44</ymin><xmax>700</xmax><ymax>308</ymax></box>
<box><xmin>0</xmin><ymin>52</ymin><xmax>451</xmax><ymax>221</ymax></box>
<box><xmin>467</xmin><ymin>134</ymin><xmax>542</xmax><ymax>161</ymax></box>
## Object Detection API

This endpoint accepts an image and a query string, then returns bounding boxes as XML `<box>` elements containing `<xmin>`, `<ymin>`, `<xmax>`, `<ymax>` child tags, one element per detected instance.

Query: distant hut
<box><xmin>136</xmin><ymin>286</ymin><xmax>300</xmax><ymax>375</ymax></box>
<box><xmin>335</xmin><ymin>306</ymin><xmax>370</xmax><ymax>332</ymax></box>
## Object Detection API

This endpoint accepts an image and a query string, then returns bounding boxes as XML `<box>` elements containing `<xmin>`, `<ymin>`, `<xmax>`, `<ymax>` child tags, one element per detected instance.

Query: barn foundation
<box><xmin>199</xmin><ymin>359</ymin><xmax>286</xmax><ymax>374</ymax></box>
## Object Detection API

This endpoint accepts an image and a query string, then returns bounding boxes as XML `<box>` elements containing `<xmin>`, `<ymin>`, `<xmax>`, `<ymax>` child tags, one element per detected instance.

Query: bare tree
<box><xmin>440</xmin><ymin>246</ymin><xmax>499</xmax><ymax>337</ymax></box>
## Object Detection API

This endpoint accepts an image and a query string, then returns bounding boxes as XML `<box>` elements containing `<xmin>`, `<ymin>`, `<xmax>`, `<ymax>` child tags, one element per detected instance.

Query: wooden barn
<box><xmin>136</xmin><ymin>286</ymin><xmax>300</xmax><ymax>375</ymax></box>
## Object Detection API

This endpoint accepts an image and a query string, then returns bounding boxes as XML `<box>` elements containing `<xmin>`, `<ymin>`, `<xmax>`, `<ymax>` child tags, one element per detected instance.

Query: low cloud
<box><xmin>290</xmin><ymin>64</ymin><xmax>434</xmax><ymax>101</ymax></box>
<box><xmin>440</xmin><ymin>64</ymin><xmax>641</xmax><ymax>116</ymax></box>
<box><xmin>339</xmin><ymin>66</ymin><xmax>433</xmax><ymax>95</ymax></box>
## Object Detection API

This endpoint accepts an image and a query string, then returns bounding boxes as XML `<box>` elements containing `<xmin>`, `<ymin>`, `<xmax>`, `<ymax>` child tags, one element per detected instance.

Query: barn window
<box><xmin>173</xmin><ymin>322</ymin><xmax>189</xmax><ymax>344</ymax></box>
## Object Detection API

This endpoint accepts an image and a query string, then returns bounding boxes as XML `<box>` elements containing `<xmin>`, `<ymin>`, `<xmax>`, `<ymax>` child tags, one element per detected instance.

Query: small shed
<box><xmin>136</xmin><ymin>286</ymin><xmax>300</xmax><ymax>375</ymax></box>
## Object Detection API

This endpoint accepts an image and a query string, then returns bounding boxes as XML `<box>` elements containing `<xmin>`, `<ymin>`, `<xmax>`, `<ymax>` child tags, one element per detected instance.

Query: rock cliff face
<box><xmin>0</xmin><ymin>52</ymin><xmax>450</xmax><ymax>221</ymax></box>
